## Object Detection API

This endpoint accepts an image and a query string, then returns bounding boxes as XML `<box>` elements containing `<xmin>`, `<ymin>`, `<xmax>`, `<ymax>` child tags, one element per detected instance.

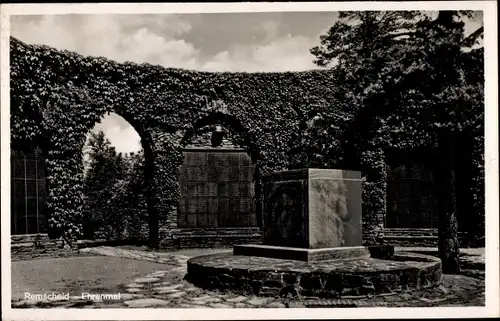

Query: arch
<box><xmin>8</xmin><ymin>36</ymin><xmax>356</xmax><ymax>247</ymax></box>
<box><xmin>181</xmin><ymin>111</ymin><xmax>261</xmax><ymax>164</ymax></box>
<box><xmin>9</xmin><ymin>36</ymin><xmax>483</xmax><ymax>249</ymax></box>
<box><xmin>81</xmin><ymin>112</ymin><xmax>146</xmax><ymax>241</ymax></box>
<box><xmin>94</xmin><ymin>113</ymin><xmax>159</xmax><ymax>249</ymax></box>
<box><xmin>178</xmin><ymin>112</ymin><xmax>264</xmax><ymax>230</ymax></box>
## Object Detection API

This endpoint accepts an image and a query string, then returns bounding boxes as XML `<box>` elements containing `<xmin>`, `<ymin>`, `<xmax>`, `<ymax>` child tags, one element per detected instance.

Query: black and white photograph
<box><xmin>1</xmin><ymin>2</ymin><xmax>498</xmax><ymax>320</ymax></box>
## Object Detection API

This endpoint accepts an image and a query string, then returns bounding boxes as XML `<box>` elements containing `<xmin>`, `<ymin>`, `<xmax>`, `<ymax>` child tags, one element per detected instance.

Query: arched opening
<box><xmin>173</xmin><ymin>111</ymin><xmax>262</xmax><ymax>247</ymax></box>
<box><xmin>11</xmin><ymin>147</ymin><xmax>48</xmax><ymax>235</ymax></box>
<box><xmin>81</xmin><ymin>112</ymin><xmax>145</xmax><ymax>241</ymax></box>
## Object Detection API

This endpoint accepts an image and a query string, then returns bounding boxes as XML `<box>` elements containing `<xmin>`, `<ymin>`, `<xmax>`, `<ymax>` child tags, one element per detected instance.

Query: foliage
<box><xmin>9</xmin><ymin>17</ymin><xmax>484</xmax><ymax>249</ymax></box>
<box><xmin>311</xmin><ymin>11</ymin><xmax>484</xmax><ymax>139</ymax></box>
<box><xmin>311</xmin><ymin>10</ymin><xmax>485</xmax><ymax>268</ymax></box>
<box><xmin>82</xmin><ymin>130</ymin><xmax>130</xmax><ymax>239</ymax></box>
<box><xmin>80</xmin><ymin>130</ymin><xmax>150</xmax><ymax>240</ymax></box>
<box><xmin>121</xmin><ymin>150</ymin><xmax>148</xmax><ymax>238</ymax></box>
<box><xmin>10</xmin><ymin>35</ymin><xmax>352</xmax><ymax>244</ymax></box>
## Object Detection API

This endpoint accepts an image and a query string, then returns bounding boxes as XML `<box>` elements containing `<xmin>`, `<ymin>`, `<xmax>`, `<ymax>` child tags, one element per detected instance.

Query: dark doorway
<box><xmin>11</xmin><ymin>148</ymin><xmax>48</xmax><ymax>235</ymax></box>
<box><xmin>385</xmin><ymin>148</ymin><xmax>439</xmax><ymax>229</ymax></box>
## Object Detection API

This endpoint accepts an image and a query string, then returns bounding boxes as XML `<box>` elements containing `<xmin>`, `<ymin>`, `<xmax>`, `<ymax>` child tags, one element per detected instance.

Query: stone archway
<box><xmin>8</xmin><ymin>36</ymin><xmax>366</xmax><ymax>248</ymax></box>
<box><xmin>11</xmin><ymin>36</ymin><xmax>482</xmax><ymax>250</ymax></box>
<box><xmin>162</xmin><ymin>111</ymin><xmax>264</xmax><ymax>248</ymax></box>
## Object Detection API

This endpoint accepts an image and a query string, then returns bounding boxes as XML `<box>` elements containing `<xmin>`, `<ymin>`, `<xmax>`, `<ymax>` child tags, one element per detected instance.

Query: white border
<box><xmin>0</xmin><ymin>1</ymin><xmax>495</xmax><ymax>14</ymax></box>
<box><xmin>1</xmin><ymin>2</ymin><xmax>498</xmax><ymax>320</ymax></box>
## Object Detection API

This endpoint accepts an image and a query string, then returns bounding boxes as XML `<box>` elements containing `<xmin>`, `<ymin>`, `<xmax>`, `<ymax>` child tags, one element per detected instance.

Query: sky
<box><xmin>10</xmin><ymin>12</ymin><xmax>483</xmax><ymax>154</ymax></box>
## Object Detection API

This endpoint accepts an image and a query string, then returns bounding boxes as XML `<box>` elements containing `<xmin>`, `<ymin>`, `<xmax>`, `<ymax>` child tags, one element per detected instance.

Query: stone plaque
<box><xmin>178</xmin><ymin>147</ymin><xmax>257</xmax><ymax>228</ymax></box>
<box><xmin>263</xmin><ymin>180</ymin><xmax>308</xmax><ymax>248</ymax></box>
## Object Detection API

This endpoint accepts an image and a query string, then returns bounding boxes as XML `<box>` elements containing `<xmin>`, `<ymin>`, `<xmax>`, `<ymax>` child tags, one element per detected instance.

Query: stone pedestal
<box><xmin>234</xmin><ymin>169</ymin><xmax>365</xmax><ymax>261</ymax></box>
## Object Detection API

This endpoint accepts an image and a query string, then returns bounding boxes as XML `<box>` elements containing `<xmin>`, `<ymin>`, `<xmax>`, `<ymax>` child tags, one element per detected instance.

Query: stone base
<box><xmin>186</xmin><ymin>252</ymin><xmax>443</xmax><ymax>298</ymax></box>
<box><xmin>233</xmin><ymin>244</ymin><xmax>369</xmax><ymax>262</ymax></box>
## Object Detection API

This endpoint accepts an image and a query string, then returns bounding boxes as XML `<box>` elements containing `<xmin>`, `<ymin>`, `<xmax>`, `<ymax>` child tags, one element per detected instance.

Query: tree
<box><xmin>121</xmin><ymin>150</ymin><xmax>148</xmax><ymax>240</ymax></box>
<box><xmin>82</xmin><ymin>130</ymin><xmax>129</xmax><ymax>239</ymax></box>
<box><xmin>311</xmin><ymin>11</ymin><xmax>484</xmax><ymax>273</ymax></box>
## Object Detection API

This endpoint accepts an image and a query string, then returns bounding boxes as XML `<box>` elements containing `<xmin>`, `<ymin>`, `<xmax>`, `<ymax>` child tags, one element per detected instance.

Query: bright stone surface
<box><xmin>126</xmin><ymin>288</ymin><xmax>142</xmax><ymax>293</ymax></box>
<box><xmin>247</xmin><ymin>297</ymin><xmax>268</xmax><ymax>306</ymax></box>
<box><xmin>123</xmin><ymin>298</ymin><xmax>170</xmax><ymax>308</ymax></box>
<box><xmin>154</xmin><ymin>287</ymin><xmax>179</xmax><ymax>294</ymax></box>
<box><xmin>267</xmin><ymin>301</ymin><xmax>286</xmax><ymax>308</ymax></box>
<box><xmin>126</xmin><ymin>283</ymin><xmax>144</xmax><ymax>288</ymax></box>
<box><xmin>119</xmin><ymin>293</ymin><xmax>144</xmax><ymax>300</ymax></box>
<box><xmin>147</xmin><ymin>271</ymin><xmax>167</xmax><ymax>278</ymax></box>
<box><xmin>203</xmin><ymin>297</ymin><xmax>222</xmax><ymax>303</ymax></box>
<box><xmin>226</xmin><ymin>296</ymin><xmax>248</xmax><ymax>303</ymax></box>
<box><xmin>167</xmin><ymin>291</ymin><xmax>186</xmax><ymax>298</ymax></box>
<box><xmin>156</xmin><ymin>283</ymin><xmax>184</xmax><ymax>290</ymax></box>
<box><xmin>190</xmin><ymin>296</ymin><xmax>222</xmax><ymax>304</ymax></box>
<box><xmin>211</xmin><ymin>303</ymin><xmax>233</xmax><ymax>308</ymax></box>
<box><xmin>235</xmin><ymin>303</ymin><xmax>247</xmax><ymax>308</ymax></box>
<box><xmin>171</xmin><ymin>267</ymin><xmax>186</xmax><ymax>273</ymax></box>
<box><xmin>184</xmin><ymin>287</ymin><xmax>199</xmax><ymax>292</ymax></box>
<box><xmin>134</xmin><ymin>277</ymin><xmax>160</xmax><ymax>284</ymax></box>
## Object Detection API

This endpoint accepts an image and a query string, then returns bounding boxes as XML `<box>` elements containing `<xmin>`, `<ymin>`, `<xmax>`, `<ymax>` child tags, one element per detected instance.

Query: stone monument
<box><xmin>187</xmin><ymin>168</ymin><xmax>443</xmax><ymax>298</ymax></box>
<box><xmin>234</xmin><ymin>168</ymin><xmax>368</xmax><ymax>261</ymax></box>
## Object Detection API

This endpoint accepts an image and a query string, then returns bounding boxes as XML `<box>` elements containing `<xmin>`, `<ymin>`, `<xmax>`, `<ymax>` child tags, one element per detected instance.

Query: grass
<box><xmin>11</xmin><ymin>255</ymin><xmax>168</xmax><ymax>300</ymax></box>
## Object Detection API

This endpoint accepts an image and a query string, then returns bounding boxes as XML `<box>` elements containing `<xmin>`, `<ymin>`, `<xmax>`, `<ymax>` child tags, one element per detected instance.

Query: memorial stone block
<box><xmin>262</xmin><ymin>169</ymin><xmax>363</xmax><ymax>249</ymax></box>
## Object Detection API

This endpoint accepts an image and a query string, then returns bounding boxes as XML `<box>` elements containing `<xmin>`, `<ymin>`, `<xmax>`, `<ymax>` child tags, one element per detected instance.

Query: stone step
<box><xmin>11</xmin><ymin>234</ymin><xmax>50</xmax><ymax>243</ymax></box>
<box><xmin>172</xmin><ymin>233</ymin><xmax>262</xmax><ymax>240</ymax></box>
<box><xmin>382</xmin><ymin>229</ymin><xmax>467</xmax><ymax>237</ymax></box>
<box><xmin>171</xmin><ymin>227</ymin><xmax>261</xmax><ymax>235</ymax></box>
<box><xmin>383</xmin><ymin>235</ymin><xmax>438</xmax><ymax>239</ymax></box>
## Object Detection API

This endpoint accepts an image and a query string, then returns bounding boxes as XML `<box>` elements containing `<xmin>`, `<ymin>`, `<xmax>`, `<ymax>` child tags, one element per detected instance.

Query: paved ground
<box><xmin>11</xmin><ymin>246</ymin><xmax>485</xmax><ymax>308</ymax></box>
<box><xmin>395</xmin><ymin>247</ymin><xmax>485</xmax><ymax>269</ymax></box>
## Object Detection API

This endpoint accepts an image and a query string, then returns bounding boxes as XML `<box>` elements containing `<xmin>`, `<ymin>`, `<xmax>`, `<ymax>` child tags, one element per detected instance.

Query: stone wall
<box><xmin>382</xmin><ymin>228</ymin><xmax>469</xmax><ymax>247</ymax></box>
<box><xmin>11</xmin><ymin>234</ymin><xmax>61</xmax><ymax>256</ymax></box>
<box><xmin>10</xmin><ymin>233</ymin><xmax>143</xmax><ymax>258</ymax></box>
<box><xmin>165</xmin><ymin>227</ymin><xmax>262</xmax><ymax>249</ymax></box>
<box><xmin>123</xmin><ymin>219</ymin><xmax>262</xmax><ymax>250</ymax></box>
<box><xmin>10</xmin><ymin>37</ymin><xmax>484</xmax><ymax>249</ymax></box>
<box><xmin>11</xmin><ymin>227</ymin><xmax>472</xmax><ymax>252</ymax></box>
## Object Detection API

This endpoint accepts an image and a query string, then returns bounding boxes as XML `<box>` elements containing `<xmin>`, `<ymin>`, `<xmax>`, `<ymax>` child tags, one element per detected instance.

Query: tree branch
<box><xmin>462</xmin><ymin>26</ymin><xmax>484</xmax><ymax>47</ymax></box>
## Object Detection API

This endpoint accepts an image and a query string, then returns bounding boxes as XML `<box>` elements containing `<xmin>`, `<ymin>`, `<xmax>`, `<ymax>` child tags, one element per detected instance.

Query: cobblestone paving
<box><xmin>11</xmin><ymin>246</ymin><xmax>485</xmax><ymax>309</ymax></box>
<box><xmin>395</xmin><ymin>247</ymin><xmax>485</xmax><ymax>270</ymax></box>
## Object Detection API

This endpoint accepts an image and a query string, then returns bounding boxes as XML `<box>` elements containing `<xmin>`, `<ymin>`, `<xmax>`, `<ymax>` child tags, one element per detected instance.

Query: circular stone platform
<box><xmin>186</xmin><ymin>252</ymin><xmax>442</xmax><ymax>298</ymax></box>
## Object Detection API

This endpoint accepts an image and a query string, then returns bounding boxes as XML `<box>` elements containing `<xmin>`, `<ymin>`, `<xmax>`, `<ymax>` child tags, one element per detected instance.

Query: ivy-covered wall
<box><xmin>10</xmin><ymin>37</ymin><xmax>484</xmax><ymax>248</ymax></box>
